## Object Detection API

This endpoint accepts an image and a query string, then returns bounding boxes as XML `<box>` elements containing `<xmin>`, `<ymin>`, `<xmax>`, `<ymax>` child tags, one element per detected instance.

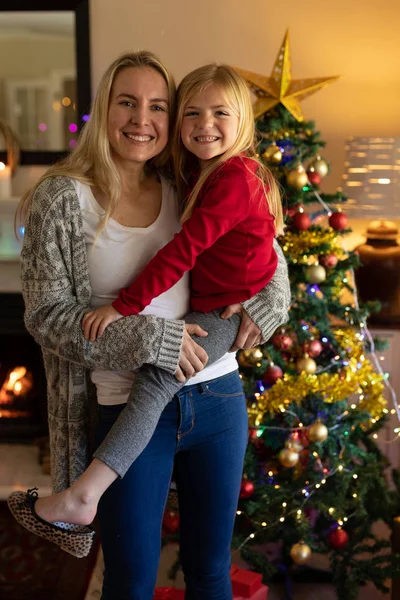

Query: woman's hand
<box><xmin>175</xmin><ymin>324</ymin><xmax>208</xmax><ymax>383</ymax></box>
<box><xmin>221</xmin><ymin>303</ymin><xmax>262</xmax><ymax>351</ymax></box>
<box><xmin>82</xmin><ymin>305</ymin><xmax>124</xmax><ymax>342</ymax></box>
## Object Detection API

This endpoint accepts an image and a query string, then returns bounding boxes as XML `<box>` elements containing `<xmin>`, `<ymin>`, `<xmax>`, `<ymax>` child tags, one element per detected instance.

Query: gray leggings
<box><xmin>93</xmin><ymin>309</ymin><xmax>241</xmax><ymax>477</ymax></box>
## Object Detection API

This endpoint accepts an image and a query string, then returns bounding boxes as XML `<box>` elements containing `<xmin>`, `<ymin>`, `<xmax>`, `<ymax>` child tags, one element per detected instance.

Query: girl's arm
<box><xmin>113</xmin><ymin>166</ymin><xmax>267</xmax><ymax>316</ymax></box>
<box><xmin>21</xmin><ymin>177</ymin><xmax>185</xmax><ymax>374</ymax></box>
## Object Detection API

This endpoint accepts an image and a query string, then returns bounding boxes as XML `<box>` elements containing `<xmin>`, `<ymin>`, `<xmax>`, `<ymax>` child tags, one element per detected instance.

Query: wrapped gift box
<box><xmin>153</xmin><ymin>567</ymin><xmax>268</xmax><ymax>599</ymax></box>
<box><xmin>153</xmin><ymin>588</ymin><xmax>184</xmax><ymax>599</ymax></box>
<box><xmin>231</xmin><ymin>565</ymin><xmax>268</xmax><ymax>598</ymax></box>
<box><xmin>233</xmin><ymin>583</ymin><xmax>268</xmax><ymax>600</ymax></box>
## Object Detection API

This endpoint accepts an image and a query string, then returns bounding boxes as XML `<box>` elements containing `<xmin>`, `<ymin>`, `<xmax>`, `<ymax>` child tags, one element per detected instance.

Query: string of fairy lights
<box><xmin>311</xmin><ymin>185</ymin><xmax>400</xmax><ymax>424</ymax></box>
<box><xmin>234</xmin><ymin>447</ymin><xmax>361</xmax><ymax>555</ymax></box>
<box><xmin>234</xmin><ymin>181</ymin><xmax>400</xmax><ymax>556</ymax></box>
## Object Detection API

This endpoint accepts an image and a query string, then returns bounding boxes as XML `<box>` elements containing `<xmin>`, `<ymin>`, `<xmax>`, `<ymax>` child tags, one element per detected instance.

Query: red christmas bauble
<box><xmin>307</xmin><ymin>171</ymin><xmax>322</xmax><ymax>186</ymax></box>
<box><xmin>272</xmin><ymin>333</ymin><xmax>293</xmax><ymax>351</ymax></box>
<box><xmin>263</xmin><ymin>365</ymin><xmax>283</xmax><ymax>384</ymax></box>
<box><xmin>249</xmin><ymin>429</ymin><xmax>259</xmax><ymax>442</ymax></box>
<box><xmin>299</xmin><ymin>448</ymin><xmax>310</xmax><ymax>468</ymax></box>
<box><xmin>285</xmin><ymin>206</ymin><xmax>299</xmax><ymax>218</ymax></box>
<box><xmin>299</xmin><ymin>428</ymin><xmax>310</xmax><ymax>448</ymax></box>
<box><xmin>292</xmin><ymin>212</ymin><xmax>311</xmax><ymax>231</ymax></box>
<box><xmin>304</xmin><ymin>339</ymin><xmax>323</xmax><ymax>358</ymax></box>
<box><xmin>240</xmin><ymin>479</ymin><xmax>255</xmax><ymax>499</ymax></box>
<box><xmin>328</xmin><ymin>528</ymin><xmax>349</xmax><ymax>550</ymax></box>
<box><xmin>329</xmin><ymin>212</ymin><xmax>348</xmax><ymax>231</ymax></box>
<box><xmin>163</xmin><ymin>510</ymin><xmax>180</xmax><ymax>533</ymax></box>
<box><xmin>320</xmin><ymin>254</ymin><xmax>339</xmax><ymax>269</ymax></box>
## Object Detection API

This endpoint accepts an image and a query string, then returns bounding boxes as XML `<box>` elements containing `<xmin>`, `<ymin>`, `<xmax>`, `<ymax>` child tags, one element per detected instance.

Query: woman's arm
<box><xmin>227</xmin><ymin>240</ymin><xmax>290</xmax><ymax>347</ymax></box>
<box><xmin>242</xmin><ymin>240</ymin><xmax>290</xmax><ymax>340</ymax></box>
<box><xmin>21</xmin><ymin>177</ymin><xmax>185</xmax><ymax>374</ymax></box>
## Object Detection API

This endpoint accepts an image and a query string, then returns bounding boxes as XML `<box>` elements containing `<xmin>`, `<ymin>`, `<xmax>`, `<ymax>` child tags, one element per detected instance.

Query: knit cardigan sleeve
<box><xmin>242</xmin><ymin>240</ymin><xmax>291</xmax><ymax>342</ymax></box>
<box><xmin>21</xmin><ymin>177</ymin><xmax>185</xmax><ymax>374</ymax></box>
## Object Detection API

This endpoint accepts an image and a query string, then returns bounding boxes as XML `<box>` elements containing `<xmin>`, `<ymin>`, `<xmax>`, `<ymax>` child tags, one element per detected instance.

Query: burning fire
<box><xmin>0</xmin><ymin>366</ymin><xmax>33</xmax><ymax>404</ymax></box>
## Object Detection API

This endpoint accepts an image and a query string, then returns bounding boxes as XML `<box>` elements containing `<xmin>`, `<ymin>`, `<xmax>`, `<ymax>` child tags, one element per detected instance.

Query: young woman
<box><xmin>9</xmin><ymin>52</ymin><xmax>290</xmax><ymax>600</ymax></box>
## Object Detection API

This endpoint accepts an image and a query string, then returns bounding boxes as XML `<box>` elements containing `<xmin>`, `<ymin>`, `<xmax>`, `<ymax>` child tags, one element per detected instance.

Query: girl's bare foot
<box><xmin>34</xmin><ymin>488</ymin><xmax>97</xmax><ymax>526</ymax></box>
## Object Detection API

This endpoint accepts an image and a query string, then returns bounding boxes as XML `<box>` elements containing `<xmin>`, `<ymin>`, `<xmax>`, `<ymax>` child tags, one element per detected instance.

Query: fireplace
<box><xmin>0</xmin><ymin>293</ymin><xmax>48</xmax><ymax>442</ymax></box>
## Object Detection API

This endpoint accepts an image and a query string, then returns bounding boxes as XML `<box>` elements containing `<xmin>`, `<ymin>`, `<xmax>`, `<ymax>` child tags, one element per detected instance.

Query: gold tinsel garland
<box><xmin>248</xmin><ymin>328</ymin><xmax>387</xmax><ymax>425</ymax></box>
<box><xmin>281</xmin><ymin>230</ymin><xmax>346</xmax><ymax>264</ymax></box>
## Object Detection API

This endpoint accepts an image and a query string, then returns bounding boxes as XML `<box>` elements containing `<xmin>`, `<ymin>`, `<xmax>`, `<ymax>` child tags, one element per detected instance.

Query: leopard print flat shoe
<box><xmin>7</xmin><ymin>488</ymin><xmax>95</xmax><ymax>558</ymax></box>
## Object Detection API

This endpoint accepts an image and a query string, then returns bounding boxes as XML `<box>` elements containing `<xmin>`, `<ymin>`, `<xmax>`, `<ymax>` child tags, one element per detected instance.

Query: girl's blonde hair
<box><xmin>16</xmin><ymin>51</ymin><xmax>176</xmax><ymax>231</ymax></box>
<box><xmin>172</xmin><ymin>64</ymin><xmax>284</xmax><ymax>236</ymax></box>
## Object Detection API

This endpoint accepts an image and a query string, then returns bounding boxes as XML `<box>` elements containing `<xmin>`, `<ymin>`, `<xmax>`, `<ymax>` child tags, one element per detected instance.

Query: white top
<box><xmin>72</xmin><ymin>177</ymin><xmax>238</xmax><ymax>405</ymax></box>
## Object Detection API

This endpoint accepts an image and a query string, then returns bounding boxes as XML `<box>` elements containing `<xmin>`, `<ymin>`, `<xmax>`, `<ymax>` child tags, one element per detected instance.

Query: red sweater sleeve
<box><xmin>112</xmin><ymin>168</ymin><xmax>251</xmax><ymax>316</ymax></box>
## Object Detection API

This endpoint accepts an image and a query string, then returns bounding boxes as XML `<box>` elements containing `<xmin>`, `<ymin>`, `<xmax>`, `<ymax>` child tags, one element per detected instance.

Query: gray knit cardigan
<box><xmin>21</xmin><ymin>176</ymin><xmax>291</xmax><ymax>492</ymax></box>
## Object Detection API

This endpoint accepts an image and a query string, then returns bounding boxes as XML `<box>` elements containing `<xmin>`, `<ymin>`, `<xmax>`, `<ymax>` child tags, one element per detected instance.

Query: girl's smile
<box><xmin>181</xmin><ymin>83</ymin><xmax>239</xmax><ymax>166</ymax></box>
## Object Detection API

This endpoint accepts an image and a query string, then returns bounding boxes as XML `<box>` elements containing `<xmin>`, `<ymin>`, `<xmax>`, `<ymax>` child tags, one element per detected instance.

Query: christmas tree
<box><xmin>231</xmin><ymin>31</ymin><xmax>400</xmax><ymax>599</ymax></box>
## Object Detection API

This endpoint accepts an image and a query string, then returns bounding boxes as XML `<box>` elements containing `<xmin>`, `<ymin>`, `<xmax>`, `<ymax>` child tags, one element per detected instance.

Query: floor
<box><xmin>0</xmin><ymin>442</ymin><xmax>52</xmax><ymax>500</ymax></box>
<box><xmin>0</xmin><ymin>445</ymin><xmax>391</xmax><ymax>599</ymax></box>
<box><xmin>84</xmin><ymin>544</ymin><xmax>390</xmax><ymax>599</ymax></box>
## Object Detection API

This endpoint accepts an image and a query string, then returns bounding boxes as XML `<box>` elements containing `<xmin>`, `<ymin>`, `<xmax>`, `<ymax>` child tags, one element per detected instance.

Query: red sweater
<box><xmin>112</xmin><ymin>156</ymin><xmax>278</xmax><ymax>316</ymax></box>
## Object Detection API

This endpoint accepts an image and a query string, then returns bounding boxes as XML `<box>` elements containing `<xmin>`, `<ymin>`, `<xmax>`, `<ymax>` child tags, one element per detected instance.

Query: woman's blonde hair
<box><xmin>172</xmin><ymin>64</ymin><xmax>284</xmax><ymax>236</ymax></box>
<box><xmin>16</xmin><ymin>51</ymin><xmax>176</xmax><ymax>231</ymax></box>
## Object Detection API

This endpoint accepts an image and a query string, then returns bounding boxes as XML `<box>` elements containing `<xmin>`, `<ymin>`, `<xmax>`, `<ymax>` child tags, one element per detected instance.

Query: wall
<box><xmin>90</xmin><ymin>0</ymin><xmax>400</xmax><ymax>199</ymax></box>
<box><xmin>2</xmin><ymin>0</ymin><xmax>399</xmax><ymax>259</ymax></box>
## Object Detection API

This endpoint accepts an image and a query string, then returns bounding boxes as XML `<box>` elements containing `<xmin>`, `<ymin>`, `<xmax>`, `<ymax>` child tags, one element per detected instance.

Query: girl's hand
<box><xmin>175</xmin><ymin>324</ymin><xmax>208</xmax><ymax>383</ymax></box>
<box><xmin>82</xmin><ymin>305</ymin><xmax>123</xmax><ymax>341</ymax></box>
<box><xmin>221</xmin><ymin>303</ymin><xmax>262</xmax><ymax>351</ymax></box>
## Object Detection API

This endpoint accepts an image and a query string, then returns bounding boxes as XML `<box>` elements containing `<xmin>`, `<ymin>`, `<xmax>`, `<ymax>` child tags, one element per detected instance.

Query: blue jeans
<box><xmin>95</xmin><ymin>370</ymin><xmax>248</xmax><ymax>600</ymax></box>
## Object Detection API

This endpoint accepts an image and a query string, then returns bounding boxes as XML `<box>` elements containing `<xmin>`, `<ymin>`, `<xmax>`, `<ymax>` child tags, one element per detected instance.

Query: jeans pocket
<box><xmin>203</xmin><ymin>372</ymin><xmax>244</xmax><ymax>398</ymax></box>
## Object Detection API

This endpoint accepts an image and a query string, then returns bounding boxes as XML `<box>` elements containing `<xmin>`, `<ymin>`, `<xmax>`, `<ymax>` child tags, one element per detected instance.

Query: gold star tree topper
<box><xmin>234</xmin><ymin>30</ymin><xmax>339</xmax><ymax>122</ymax></box>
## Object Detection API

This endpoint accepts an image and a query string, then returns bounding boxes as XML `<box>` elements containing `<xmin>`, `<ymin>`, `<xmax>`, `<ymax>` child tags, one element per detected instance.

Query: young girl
<box><xmin>9</xmin><ymin>64</ymin><xmax>284</xmax><ymax>555</ymax></box>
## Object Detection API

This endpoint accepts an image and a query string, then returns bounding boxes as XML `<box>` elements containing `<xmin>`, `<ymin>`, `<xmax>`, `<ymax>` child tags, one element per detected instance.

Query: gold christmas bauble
<box><xmin>262</xmin><ymin>143</ymin><xmax>283</xmax><ymax>164</ymax></box>
<box><xmin>288</xmin><ymin>435</ymin><xmax>304</xmax><ymax>453</ymax></box>
<box><xmin>237</xmin><ymin>352</ymin><xmax>252</xmax><ymax>367</ymax></box>
<box><xmin>310</xmin><ymin>155</ymin><xmax>329</xmax><ymax>178</ymax></box>
<box><xmin>305</xmin><ymin>264</ymin><xmax>326</xmax><ymax>284</ymax></box>
<box><xmin>248</xmin><ymin>348</ymin><xmax>263</xmax><ymax>361</ymax></box>
<box><xmin>278</xmin><ymin>446</ymin><xmax>300</xmax><ymax>468</ymax></box>
<box><xmin>296</xmin><ymin>354</ymin><xmax>317</xmax><ymax>374</ymax></box>
<box><xmin>286</xmin><ymin>166</ymin><xmax>308</xmax><ymax>191</ymax></box>
<box><xmin>238</xmin><ymin>348</ymin><xmax>263</xmax><ymax>366</ymax></box>
<box><xmin>290</xmin><ymin>542</ymin><xmax>312</xmax><ymax>564</ymax></box>
<box><xmin>307</xmin><ymin>420</ymin><xmax>328</xmax><ymax>443</ymax></box>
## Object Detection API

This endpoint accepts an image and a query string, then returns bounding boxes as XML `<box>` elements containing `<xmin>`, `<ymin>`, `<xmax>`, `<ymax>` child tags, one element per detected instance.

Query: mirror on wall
<box><xmin>0</xmin><ymin>2</ymin><xmax>90</xmax><ymax>165</ymax></box>
<box><xmin>0</xmin><ymin>12</ymin><xmax>76</xmax><ymax>152</ymax></box>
